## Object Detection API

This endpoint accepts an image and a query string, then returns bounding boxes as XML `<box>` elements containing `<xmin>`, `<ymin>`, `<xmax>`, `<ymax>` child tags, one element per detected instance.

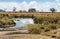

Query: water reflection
<box><xmin>13</xmin><ymin>18</ymin><xmax>34</xmax><ymax>28</ymax></box>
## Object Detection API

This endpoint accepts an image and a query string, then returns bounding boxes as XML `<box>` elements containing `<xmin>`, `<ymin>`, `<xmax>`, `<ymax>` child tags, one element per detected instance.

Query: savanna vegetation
<box><xmin>0</xmin><ymin>5</ymin><xmax>59</xmax><ymax>39</ymax></box>
<box><xmin>0</xmin><ymin>14</ymin><xmax>15</xmax><ymax>28</ymax></box>
<box><xmin>0</xmin><ymin>12</ymin><xmax>60</xmax><ymax>39</ymax></box>
<box><xmin>0</xmin><ymin>12</ymin><xmax>60</xmax><ymax>28</ymax></box>
<box><xmin>0</xmin><ymin>8</ymin><xmax>59</xmax><ymax>39</ymax></box>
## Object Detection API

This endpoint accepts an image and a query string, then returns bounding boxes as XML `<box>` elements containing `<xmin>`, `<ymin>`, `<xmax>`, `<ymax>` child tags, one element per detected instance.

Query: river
<box><xmin>13</xmin><ymin>18</ymin><xmax>34</xmax><ymax>28</ymax></box>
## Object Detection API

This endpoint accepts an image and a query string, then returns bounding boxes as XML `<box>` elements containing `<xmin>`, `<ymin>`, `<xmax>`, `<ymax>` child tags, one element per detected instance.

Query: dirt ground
<box><xmin>0</xmin><ymin>30</ymin><xmax>56</xmax><ymax>39</ymax></box>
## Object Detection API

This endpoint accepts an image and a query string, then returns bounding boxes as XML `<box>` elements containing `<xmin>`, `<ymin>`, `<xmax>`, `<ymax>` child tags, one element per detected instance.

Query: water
<box><xmin>13</xmin><ymin>18</ymin><xmax>34</xmax><ymax>28</ymax></box>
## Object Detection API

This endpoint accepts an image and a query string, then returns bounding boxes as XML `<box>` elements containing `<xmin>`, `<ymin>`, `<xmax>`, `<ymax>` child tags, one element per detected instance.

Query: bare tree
<box><xmin>13</xmin><ymin>7</ymin><xmax>16</xmax><ymax>12</ymax></box>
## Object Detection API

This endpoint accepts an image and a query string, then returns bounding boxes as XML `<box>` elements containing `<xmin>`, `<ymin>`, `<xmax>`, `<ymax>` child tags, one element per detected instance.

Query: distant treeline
<box><xmin>0</xmin><ymin>7</ymin><xmax>57</xmax><ymax>13</ymax></box>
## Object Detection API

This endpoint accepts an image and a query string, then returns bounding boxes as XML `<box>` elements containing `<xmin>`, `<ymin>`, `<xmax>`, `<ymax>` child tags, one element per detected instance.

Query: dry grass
<box><xmin>0</xmin><ymin>34</ymin><xmax>56</xmax><ymax>39</ymax></box>
<box><xmin>0</xmin><ymin>12</ymin><xmax>60</xmax><ymax>39</ymax></box>
<box><xmin>0</xmin><ymin>12</ymin><xmax>60</xmax><ymax>16</ymax></box>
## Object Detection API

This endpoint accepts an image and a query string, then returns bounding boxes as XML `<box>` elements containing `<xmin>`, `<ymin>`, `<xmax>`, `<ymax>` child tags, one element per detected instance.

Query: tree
<box><xmin>28</xmin><ymin>8</ymin><xmax>36</xmax><ymax>12</ymax></box>
<box><xmin>50</xmin><ymin>8</ymin><xmax>56</xmax><ymax>13</ymax></box>
<box><xmin>13</xmin><ymin>7</ymin><xmax>16</xmax><ymax>12</ymax></box>
<box><xmin>0</xmin><ymin>9</ymin><xmax>5</xmax><ymax>12</ymax></box>
<box><xmin>19</xmin><ymin>10</ymin><xmax>22</xmax><ymax>12</ymax></box>
<box><xmin>19</xmin><ymin>10</ymin><xmax>27</xmax><ymax>13</ymax></box>
<box><xmin>4</xmin><ymin>8</ymin><xmax>7</xmax><ymax>12</ymax></box>
<box><xmin>22</xmin><ymin>10</ymin><xmax>27</xmax><ymax>12</ymax></box>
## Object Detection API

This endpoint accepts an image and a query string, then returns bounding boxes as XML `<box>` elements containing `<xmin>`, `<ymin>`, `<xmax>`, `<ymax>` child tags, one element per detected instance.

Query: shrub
<box><xmin>27</xmin><ymin>24</ymin><xmax>60</xmax><ymax>34</ymax></box>
<box><xmin>27</xmin><ymin>24</ymin><xmax>42</xmax><ymax>34</ymax></box>
<box><xmin>44</xmin><ymin>28</ymin><xmax>50</xmax><ymax>32</ymax></box>
<box><xmin>50</xmin><ymin>25</ymin><xmax>57</xmax><ymax>30</ymax></box>
<box><xmin>34</xmin><ymin>15</ymin><xmax>60</xmax><ymax>24</ymax></box>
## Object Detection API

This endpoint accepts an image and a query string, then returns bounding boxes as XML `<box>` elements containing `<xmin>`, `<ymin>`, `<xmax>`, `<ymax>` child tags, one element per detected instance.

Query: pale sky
<box><xmin>0</xmin><ymin>0</ymin><xmax>60</xmax><ymax>12</ymax></box>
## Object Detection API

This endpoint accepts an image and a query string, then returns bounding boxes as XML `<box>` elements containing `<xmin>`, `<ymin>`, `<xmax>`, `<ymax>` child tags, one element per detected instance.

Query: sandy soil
<box><xmin>0</xmin><ymin>30</ymin><xmax>28</xmax><ymax>35</ymax></box>
<box><xmin>0</xmin><ymin>30</ymin><xmax>56</xmax><ymax>39</ymax></box>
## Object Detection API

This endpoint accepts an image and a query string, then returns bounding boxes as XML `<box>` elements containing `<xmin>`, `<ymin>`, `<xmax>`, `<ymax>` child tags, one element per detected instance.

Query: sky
<box><xmin>0</xmin><ymin>0</ymin><xmax>60</xmax><ymax>12</ymax></box>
